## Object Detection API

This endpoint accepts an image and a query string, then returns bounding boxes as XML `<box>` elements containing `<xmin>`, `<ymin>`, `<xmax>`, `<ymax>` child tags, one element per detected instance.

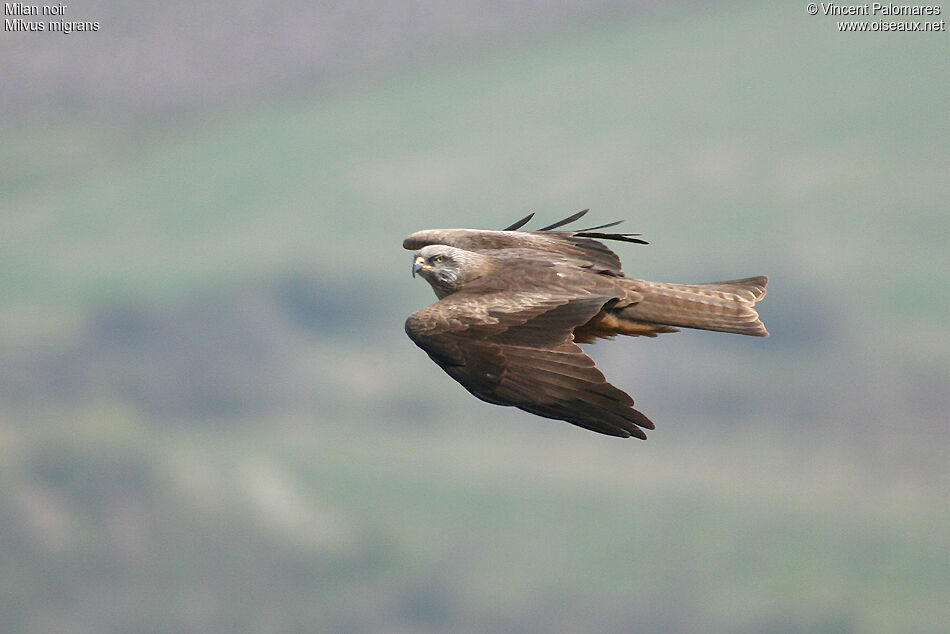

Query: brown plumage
<box><xmin>404</xmin><ymin>211</ymin><xmax>768</xmax><ymax>439</ymax></box>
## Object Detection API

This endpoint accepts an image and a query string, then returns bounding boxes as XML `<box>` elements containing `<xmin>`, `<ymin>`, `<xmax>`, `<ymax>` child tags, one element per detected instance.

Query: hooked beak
<box><xmin>412</xmin><ymin>255</ymin><xmax>425</xmax><ymax>277</ymax></box>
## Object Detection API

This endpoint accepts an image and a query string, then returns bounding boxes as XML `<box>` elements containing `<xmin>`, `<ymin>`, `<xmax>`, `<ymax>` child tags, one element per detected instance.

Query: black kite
<box><xmin>404</xmin><ymin>211</ymin><xmax>767</xmax><ymax>439</ymax></box>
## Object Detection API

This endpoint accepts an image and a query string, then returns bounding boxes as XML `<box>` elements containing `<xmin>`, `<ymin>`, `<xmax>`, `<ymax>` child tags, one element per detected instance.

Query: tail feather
<box><xmin>677</xmin><ymin>276</ymin><xmax>768</xmax><ymax>303</ymax></box>
<box><xmin>617</xmin><ymin>276</ymin><xmax>769</xmax><ymax>337</ymax></box>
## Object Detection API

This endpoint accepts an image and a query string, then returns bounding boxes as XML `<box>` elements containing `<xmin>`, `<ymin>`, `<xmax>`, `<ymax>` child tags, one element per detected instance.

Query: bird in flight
<box><xmin>404</xmin><ymin>210</ymin><xmax>767</xmax><ymax>439</ymax></box>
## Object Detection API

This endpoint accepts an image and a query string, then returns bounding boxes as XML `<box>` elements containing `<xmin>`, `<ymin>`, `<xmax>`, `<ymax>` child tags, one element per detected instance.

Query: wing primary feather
<box><xmin>575</xmin><ymin>231</ymin><xmax>649</xmax><ymax>245</ymax></box>
<box><xmin>503</xmin><ymin>213</ymin><xmax>535</xmax><ymax>231</ymax></box>
<box><xmin>537</xmin><ymin>209</ymin><xmax>590</xmax><ymax>231</ymax></box>
<box><xmin>574</xmin><ymin>220</ymin><xmax>625</xmax><ymax>231</ymax></box>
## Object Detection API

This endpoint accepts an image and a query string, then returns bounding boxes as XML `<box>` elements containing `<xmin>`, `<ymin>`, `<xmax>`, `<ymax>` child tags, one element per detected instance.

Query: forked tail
<box><xmin>616</xmin><ymin>276</ymin><xmax>769</xmax><ymax>337</ymax></box>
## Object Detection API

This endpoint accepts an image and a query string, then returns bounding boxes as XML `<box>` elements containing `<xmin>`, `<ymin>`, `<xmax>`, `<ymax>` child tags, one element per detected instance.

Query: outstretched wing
<box><xmin>405</xmin><ymin>290</ymin><xmax>655</xmax><ymax>438</ymax></box>
<box><xmin>404</xmin><ymin>211</ymin><xmax>647</xmax><ymax>277</ymax></box>
<box><xmin>404</xmin><ymin>228</ymin><xmax>627</xmax><ymax>275</ymax></box>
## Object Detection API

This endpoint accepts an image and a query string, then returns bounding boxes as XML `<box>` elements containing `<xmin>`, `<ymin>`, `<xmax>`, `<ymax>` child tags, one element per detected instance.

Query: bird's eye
<box><xmin>433</xmin><ymin>255</ymin><xmax>444</xmax><ymax>264</ymax></box>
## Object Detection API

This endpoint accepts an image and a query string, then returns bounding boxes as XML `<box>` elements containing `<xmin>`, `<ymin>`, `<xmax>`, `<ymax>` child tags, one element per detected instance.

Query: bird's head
<box><xmin>411</xmin><ymin>245</ymin><xmax>493</xmax><ymax>298</ymax></box>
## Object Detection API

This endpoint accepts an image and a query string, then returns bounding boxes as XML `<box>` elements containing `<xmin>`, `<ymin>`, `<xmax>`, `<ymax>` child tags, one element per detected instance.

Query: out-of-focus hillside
<box><xmin>2</xmin><ymin>2</ymin><xmax>949</xmax><ymax>632</ymax></box>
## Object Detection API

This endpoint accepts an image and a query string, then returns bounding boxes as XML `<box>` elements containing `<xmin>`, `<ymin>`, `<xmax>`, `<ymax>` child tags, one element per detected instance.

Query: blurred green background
<box><xmin>2</xmin><ymin>2</ymin><xmax>949</xmax><ymax>632</ymax></box>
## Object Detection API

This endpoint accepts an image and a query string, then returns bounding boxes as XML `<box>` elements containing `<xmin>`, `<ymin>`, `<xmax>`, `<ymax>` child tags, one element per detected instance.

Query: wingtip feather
<box><xmin>503</xmin><ymin>213</ymin><xmax>535</xmax><ymax>231</ymax></box>
<box><xmin>537</xmin><ymin>209</ymin><xmax>590</xmax><ymax>231</ymax></box>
